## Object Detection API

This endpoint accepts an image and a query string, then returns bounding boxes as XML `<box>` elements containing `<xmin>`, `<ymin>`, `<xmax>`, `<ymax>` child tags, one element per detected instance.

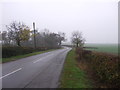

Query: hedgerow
<box><xmin>75</xmin><ymin>48</ymin><xmax>120</xmax><ymax>88</ymax></box>
<box><xmin>2</xmin><ymin>46</ymin><xmax>52</xmax><ymax>58</ymax></box>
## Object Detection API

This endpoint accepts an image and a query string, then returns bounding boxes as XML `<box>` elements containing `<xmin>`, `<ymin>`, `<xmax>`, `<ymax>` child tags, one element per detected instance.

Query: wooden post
<box><xmin>33</xmin><ymin>22</ymin><xmax>36</xmax><ymax>49</ymax></box>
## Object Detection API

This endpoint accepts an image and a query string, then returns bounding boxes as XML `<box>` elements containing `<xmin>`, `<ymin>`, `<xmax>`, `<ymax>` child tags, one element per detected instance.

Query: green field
<box><xmin>84</xmin><ymin>43</ymin><xmax>118</xmax><ymax>55</ymax></box>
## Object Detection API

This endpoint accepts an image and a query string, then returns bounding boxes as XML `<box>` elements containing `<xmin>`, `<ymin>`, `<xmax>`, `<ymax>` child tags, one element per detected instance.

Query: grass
<box><xmin>60</xmin><ymin>49</ymin><xmax>92</xmax><ymax>88</ymax></box>
<box><xmin>2</xmin><ymin>49</ymin><xmax>56</xmax><ymax>63</ymax></box>
<box><xmin>84</xmin><ymin>43</ymin><xmax>118</xmax><ymax>55</ymax></box>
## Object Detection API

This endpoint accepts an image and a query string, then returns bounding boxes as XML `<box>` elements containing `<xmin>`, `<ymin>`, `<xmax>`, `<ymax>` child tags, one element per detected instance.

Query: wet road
<box><xmin>2</xmin><ymin>47</ymin><xmax>71</xmax><ymax>88</ymax></box>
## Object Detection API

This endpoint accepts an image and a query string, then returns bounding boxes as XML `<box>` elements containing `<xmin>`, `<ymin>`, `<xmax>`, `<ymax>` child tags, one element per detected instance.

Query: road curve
<box><xmin>2</xmin><ymin>47</ymin><xmax>71</xmax><ymax>88</ymax></box>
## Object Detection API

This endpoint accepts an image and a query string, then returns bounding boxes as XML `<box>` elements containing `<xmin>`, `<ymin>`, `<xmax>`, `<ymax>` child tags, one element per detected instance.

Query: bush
<box><xmin>75</xmin><ymin>48</ymin><xmax>92</xmax><ymax>61</ymax></box>
<box><xmin>82</xmin><ymin>50</ymin><xmax>92</xmax><ymax>59</ymax></box>
<box><xmin>75</xmin><ymin>47</ymin><xmax>83</xmax><ymax>61</ymax></box>
<box><xmin>75</xmin><ymin>48</ymin><xmax>120</xmax><ymax>88</ymax></box>
<box><xmin>83</xmin><ymin>51</ymin><xmax>120</xmax><ymax>87</ymax></box>
<box><xmin>2</xmin><ymin>46</ymin><xmax>60</xmax><ymax>58</ymax></box>
<box><xmin>2</xmin><ymin>46</ymin><xmax>53</xmax><ymax>58</ymax></box>
<box><xmin>90</xmin><ymin>52</ymin><xmax>120</xmax><ymax>88</ymax></box>
<box><xmin>2</xmin><ymin>46</ymin><xmax>35</xmax><ymax>58</ymax></box>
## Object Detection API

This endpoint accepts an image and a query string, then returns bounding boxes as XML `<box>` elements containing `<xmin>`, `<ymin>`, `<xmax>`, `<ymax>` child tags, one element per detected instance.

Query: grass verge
<box><xmin>60</xmin><ymin>49</ymin><xmax>92</xmax><ymax>88</ymax></box>
<box><xmin>2</xmin><ymin>49</ymin><xmax>56</xmax><ymax>63</ymax></box>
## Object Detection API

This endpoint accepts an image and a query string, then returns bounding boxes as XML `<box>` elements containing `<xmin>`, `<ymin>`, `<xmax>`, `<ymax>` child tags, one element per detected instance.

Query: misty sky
<box><xmin>0</xmin><ymin>0</ymin><xmax>119</xmax><ymax>44</ymax></box>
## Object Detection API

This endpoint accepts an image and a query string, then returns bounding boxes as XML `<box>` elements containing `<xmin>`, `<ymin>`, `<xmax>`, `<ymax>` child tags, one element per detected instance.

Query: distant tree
<box><xmin>32</xmin><ymin>29</ymin><xmax>66</xmax><ymax>48</ymax></box>
<box><xmin>57</xmin><ymin>32</ymin><xmax>66</xmax><ymax>46</ymax></box>
<box><xmin>71</xmin><ymin>31</ymin><xmax>85</xmax><ymax>47</ymax></box>
<box><xmin>71</xmin><ymin>31</ymin><xmax>85</xmax><ymax>60</ymax></box>
<box><xmin>1</xmin><ymin>31</ymin><xmax>8</xmax><ymax>45</ymax></box>
<box><xmin>43</xmin><ymin>30</ymin><xmax>59</xmax><ymax>48</ymax></box>
<box><xmin>0</xmin><ymin>31</ymin><xmax>1</xmax><ymax>41</ymax></box>
<box><xmin>6</xmin><ymin>21</ymin><xmax>31</xmax><ymax>46</ymax></box>
<box><xmin>18</xmin><ymin>27</ymin><xmax>66</xmax><ymax>49</ymax></box>
<box><xmin>1</xmin><ymin>31</ymin><xmax>12</xmax><ymax>45</ymax></box>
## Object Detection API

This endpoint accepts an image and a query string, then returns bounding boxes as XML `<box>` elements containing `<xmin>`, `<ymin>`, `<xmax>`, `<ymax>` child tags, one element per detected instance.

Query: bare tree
<box><xmin>6</xmin><ymin>21</ymin><xmax>31</xmax><ymax>46</ymax></box>
<box><xmin>29</xmin><ymin>29</ymin><xmax>66</xmax><ymax>49</ymax></box>
<box><xmin>1</xmin><ymin>31</ymin><xmax>8</xmax><ymax>45</ymax></box>
<box><xmin>71</xmin><ymin>31</ymin><xmax>85</xmax><ymax>60</ymax></box>
<box><xmin>57</xmin><ymin>32</ymin><xmax>66</xmax><ymax>46</ymax></box>
<box><xmin>71</xmin><ymin>31</ymin><xmax>85</xmax><ymax>47</ymax></box>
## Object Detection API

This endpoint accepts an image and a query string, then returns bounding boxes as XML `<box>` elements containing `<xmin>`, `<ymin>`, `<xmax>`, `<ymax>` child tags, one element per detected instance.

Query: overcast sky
<box><xmin>0</xmin><ymin>0</ymin><xmax>119</xmax><ymax>44</ymax></box>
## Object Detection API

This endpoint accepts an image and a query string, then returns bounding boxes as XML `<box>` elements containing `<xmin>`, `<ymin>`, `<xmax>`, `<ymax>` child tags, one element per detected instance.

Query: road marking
<box><xmin>33</xmin><ymin>59</ymin><xmax>42</xmax><ymax>63</ymax></box>
<box><xmin>0</xmin><ymin>68</ymin><xmax>22</xmax><ymax>79</ymax></box>
<box><xmin>33</xmin><ymin>54</ymin><xmax>54</xmax><ymax>63</ymax></box>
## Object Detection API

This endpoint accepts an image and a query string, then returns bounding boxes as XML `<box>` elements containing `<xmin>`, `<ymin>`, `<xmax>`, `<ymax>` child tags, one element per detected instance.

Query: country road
<box><xmin>1</xmin><ymin>47</ymin><xmax>71</xmax><ymax>88</ymax></box>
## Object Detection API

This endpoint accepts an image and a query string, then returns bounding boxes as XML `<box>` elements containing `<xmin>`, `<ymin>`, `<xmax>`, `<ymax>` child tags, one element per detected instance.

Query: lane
<box><xmin>2</xmin><ymin>47</ymin><xmax>71</xmax><ymax>88</ymax></box>
<box><xmin>25</xmin><ymin>48</ymin><xmax>70</xmax><ymax>88</ymax></box>
<box><xmin>0</xmin><ymin>68</ymin><xmax>22</xmax><ymax>79</ymax></box>
<box><xmin>2</xmin><ymin>48</ymin><xmax>65</xmax><ymax>75</ymax></box>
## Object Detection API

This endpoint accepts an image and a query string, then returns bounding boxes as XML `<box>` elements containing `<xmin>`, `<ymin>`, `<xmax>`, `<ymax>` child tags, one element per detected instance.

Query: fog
<box><xmin>0</xmin><ymin>0</ymin><xmax>119</xmax><ymax>44</ymax></box>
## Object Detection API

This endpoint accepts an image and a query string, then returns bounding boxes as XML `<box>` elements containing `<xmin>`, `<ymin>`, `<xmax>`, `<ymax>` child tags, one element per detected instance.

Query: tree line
<box><xmin>1</xmin><ymin>21</ymin><xmax>86</xmax><ymax>58</ymax></box>
<box><xmin>0</xmin><ymin>21</ymin><xmax>66</xmax><ymax>49</ymax></box>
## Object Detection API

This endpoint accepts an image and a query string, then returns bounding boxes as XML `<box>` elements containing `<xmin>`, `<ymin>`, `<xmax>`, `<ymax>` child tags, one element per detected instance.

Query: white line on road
<box><xmin>33</xmin><ymin>59</ymin><xmax>42</xmax><ymax>63</ymax></box>
<box><xmin>0</xmin><ymin>68</ymin><xmax>22</xmax><ymax>79</ymax></box>
<box><xmin>33</xmin><ymin>54</ymin><xmax>54</xmax><ymax>63</ymax></box>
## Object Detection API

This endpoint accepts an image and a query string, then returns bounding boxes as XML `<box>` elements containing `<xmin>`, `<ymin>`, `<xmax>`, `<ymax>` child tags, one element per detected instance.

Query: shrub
<box><xmin>2</xmin><ymin>46</ymin><xmax>60</xmax><ymax>58</ymax></box>
<box><xmin>82</xmin><ymin>50</ymin><xmax>92</xmax><ymax>59</ymax></box>
<box><xmin>90</xmin><ymin>52</ymin><xmax>120</xmax><ymax>87</ymax></box>
<box><xmin>2</xmin><ymin>46</ymin><xmax>34</xmax><ymax>58</ymax></box>
<box><xmin>75</xmin><ymin>47</ymin><xmax>83</xmax><ymax>61</ymax></box>
<box><xmin>75</xmin><ymin>48</ymin><xmax>92</xmax><ymax>61</ymax></box>
<box><xmin>75</xmin><ymin>48</ymin><xmax>120</xmax><ymax>88</ymax></box>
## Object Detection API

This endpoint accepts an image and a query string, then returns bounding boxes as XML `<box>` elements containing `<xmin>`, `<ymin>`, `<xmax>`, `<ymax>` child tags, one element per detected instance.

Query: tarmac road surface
<box><xmin>2</xmin><ymin>47</ymin><xmax>71</xmax><ymax>88</ymax></box>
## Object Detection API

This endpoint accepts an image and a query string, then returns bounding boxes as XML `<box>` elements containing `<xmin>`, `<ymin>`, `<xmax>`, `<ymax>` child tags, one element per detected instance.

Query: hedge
<box><xmin>2</xmin><ymin>46</ymin><xmax>49</xmax><ymax>58</ymax></box>
<box><xmin>75</xmin><ymin>48</ymin><xmax>120</xmax><ymax>88</ymax></box>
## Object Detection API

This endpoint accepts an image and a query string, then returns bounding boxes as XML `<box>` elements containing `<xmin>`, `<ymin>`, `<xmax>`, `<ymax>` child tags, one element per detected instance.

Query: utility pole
<box><xmin>33</xmin><ymin>22</ymin><xmax>36</xmax><ymax>49</ymax></box>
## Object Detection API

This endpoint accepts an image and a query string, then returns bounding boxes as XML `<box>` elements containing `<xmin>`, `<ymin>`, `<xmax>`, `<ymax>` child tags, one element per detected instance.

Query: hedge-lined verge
<box><xmin>75</xmin><ymin>48</ymin><xmax>120</xmax><ymax>88</ymax></box>
<box><xmin>2</xmin><ymin>49</ymin><xmax>56</xmax><ymax>63</ymax></box>
<box><xmin>60</xmin><ymin>49</ymin><xmax>92</xmax><ymax>88</ymax></box>
<box><xmin>2</xmin><ymin>46</ymin><xmax>59</xmax><ymax>58</ymax></box>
